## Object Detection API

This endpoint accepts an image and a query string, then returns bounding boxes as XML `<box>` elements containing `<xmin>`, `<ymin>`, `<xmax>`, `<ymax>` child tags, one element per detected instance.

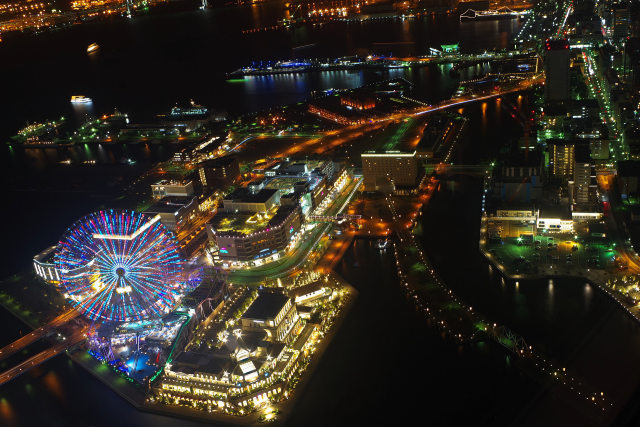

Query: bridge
<box><xmin>0</xmin><ymin>326</ymin><xmax>87</xmax><ymax>386</ymax></box>
<box><xmin>0</xmin><ymin>308</ymin><xmax>79</xmax><ymax>362</ymax></box>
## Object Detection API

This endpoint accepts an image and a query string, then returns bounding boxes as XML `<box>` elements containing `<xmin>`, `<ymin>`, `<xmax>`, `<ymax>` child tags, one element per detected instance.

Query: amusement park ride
<box><xmin>0</xmin><ymin>210</ymin><xmax>202</xmax><ymax>385</ymax></box>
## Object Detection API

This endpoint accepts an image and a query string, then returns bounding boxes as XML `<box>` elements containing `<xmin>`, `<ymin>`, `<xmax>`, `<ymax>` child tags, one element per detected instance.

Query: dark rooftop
<box><xmin>199</xmin><ymin>155</ymin><xmax>238</xmax><ymax>168</ymax></box>
<box><xmin>618</xmin><ymin>161</ymin><xmax>640</xmax><ymax>177</ymax></box>
<box><xmin>575</xmin><ymin>144</ymin><xmax>591</xmax><ymax>163</ymax></box>
<box><xmin>224</xmin><ymin>187</ymin><xmax>278</xmax><ymax>204</ymax></box>
<box><xmin>546</xmin><ymin>138</ymin><xmax>574</xmax><ymax>147</ymax></box>
<box><xmin>242</xmin><ymin>292</ymin><xmax>290</xmax><ymax>320</ymax></box>
<box><xmin>502</xmin><ymin>148</ymin><xmax>543</xmax><ymax>167</ymax></box>
<box><xmin>144</xmin><ymin>196</ymin><xmax>195</xmax><ymax>214</ymax></box>
<box><xmin>545</xmin><ymin>38</ymin><xmax>569</xmax><ymax>50</ymax></box>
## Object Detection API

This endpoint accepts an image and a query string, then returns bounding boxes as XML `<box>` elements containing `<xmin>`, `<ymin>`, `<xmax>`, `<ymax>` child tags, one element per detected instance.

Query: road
<box><xmin>243</xmin><ymin>74</ymin><xmax>544</xmax><ymax>162</ymax></box>
<box><xmin>0</xmin><ymin>308</ymin><xmax>79</xmax><ymax>362</ymax></box>
<box><xmin>209</xmin><ymin>74</ymin><xmax>542</xmax><ymax>283</ymax></box>
<box><xmin>228</xmin><ymin>177</ymin><xmax>362</xmax><ymax>284</ymax></box>
<box><xmin>0</xmin><ymin>326</ymin><xmax>87</xmax><ymax>386</ymax></box>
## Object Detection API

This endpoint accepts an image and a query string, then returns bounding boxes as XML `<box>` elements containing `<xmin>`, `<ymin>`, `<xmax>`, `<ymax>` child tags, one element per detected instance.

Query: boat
<box><xmin>71</xmin><ymin>95</ymin><xmax>92</xmax><ymax>104</ymax></box>
<box><xmin>87</xmin><ymin>43</ymin><xmax>99</xmax><ymax>53</ymax></box>
<box><xmin>376</xmin><ymin>239</ymin><xmax>389</xmax><ymax>250</ymax></box>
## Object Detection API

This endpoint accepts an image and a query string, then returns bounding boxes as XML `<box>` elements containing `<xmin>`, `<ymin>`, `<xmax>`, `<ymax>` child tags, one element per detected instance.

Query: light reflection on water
<box><xmin>0</xmin><ymin>398</ymin><xmax>15</xmax><ymax>425</ymax></box>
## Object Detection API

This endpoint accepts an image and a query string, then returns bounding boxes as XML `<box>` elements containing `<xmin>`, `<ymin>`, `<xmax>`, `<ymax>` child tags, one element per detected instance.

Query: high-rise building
<box><xmin>573</xmin><ymin>145</ymin><xmax>595</xmax><ymax>206</ymax></box>
<box><xmin>493</xmin><ymin>150</ymin><xmax>544</xmax><ymax>203</ymax></box>
<box><xmin>590</xmin><ymin>140</ymin><xmax>610</xmax><ymax>160</ymax></box>
<box><xmin>625</xmin><ymin>37</ymin><xmax>640</xmax><ymax>87</ymax></box>
<box><xmin>612</xmin><ymin>3</ymin><xmax>631</xmax><ymax>41</ymax></box>
<box><xmin>198</xmin><ymin>155</ymin><xmax>240</xmax><ymax>190</ymax></box>
<box><xmin>548</xmin><ymin>139</ymin><xmax>575</xmax><ymax>181</ymax></box>
<box><xmin>361</xmin><ymin>151</ymin><xmax>419</xmax><ymax>192</ymax></box>
<box><xmin>544</xmin><ymin>39</ymin><xmax>570</xmax><ymax>102</ymax></box>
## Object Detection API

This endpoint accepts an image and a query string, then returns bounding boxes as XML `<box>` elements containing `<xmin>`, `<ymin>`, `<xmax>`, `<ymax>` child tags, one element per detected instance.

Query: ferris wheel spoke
<box><xmin>55</xmin><ymin>210</ymin><xmax>187</xmax><ymax>323</ymax></box>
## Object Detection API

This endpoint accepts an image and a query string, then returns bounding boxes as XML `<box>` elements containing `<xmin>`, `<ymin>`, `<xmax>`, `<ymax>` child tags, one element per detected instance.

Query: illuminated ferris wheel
<box><xmin>54</xmin><ymin>210</ymin><xmax>186</xmax><ymax>323</ymax></box>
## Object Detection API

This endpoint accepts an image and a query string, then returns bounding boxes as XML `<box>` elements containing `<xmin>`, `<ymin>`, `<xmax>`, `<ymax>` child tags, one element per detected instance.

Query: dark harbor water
<box><xmin>0</xmin><ymin>1</ymin><xmax>519</xmax><ymax>136</ymax></box>
<box><xmin>3</xmin><ymin>3</ymin><xmax>640</xmax><ymax>427</ymax></box>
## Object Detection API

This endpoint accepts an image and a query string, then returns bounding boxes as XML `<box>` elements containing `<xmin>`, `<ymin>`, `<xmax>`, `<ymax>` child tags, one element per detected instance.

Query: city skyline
<box><xmin>1</xmin><ymin>0</ymin><xmax>640</xmax><ymax>426</ymax></box>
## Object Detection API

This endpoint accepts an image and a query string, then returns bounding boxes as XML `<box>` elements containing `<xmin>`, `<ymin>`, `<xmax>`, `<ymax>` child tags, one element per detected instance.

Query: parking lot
<box><xmin>485</xmin><ymin>233</ymin><xmax>623</xmax><ymax>275</ymax></box>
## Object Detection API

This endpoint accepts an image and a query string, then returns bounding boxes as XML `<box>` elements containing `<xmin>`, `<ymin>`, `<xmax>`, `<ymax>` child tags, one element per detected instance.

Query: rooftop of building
<box><xmin>210</xmin><ymin>204</ymin><xmax>298</xmax><ymax>236</ymax></box>
<box><xmin>492</xmin><ymin>203</ymin><xmax>537</xmax><ymax>214</ymax></box>
<box><xmin>211</xmin><ymin>208</ymin><xmax>278</xmax><ymax>236</ymax></box>
<box><xmin>153</xmin><ymin>179</ymin><xmax>192</xmax><ymax>187</ymax></box>
<box><xmin>144</xmin><ymin>196</ymin><xmax>195</xmax><ymax>214</ymax></box>
<box><xmin>501</xmin><ymin>148</ymin><xmax>544</xmax><ymax>168</ymax></box>
<box><xmin>181</xmin><ymin>278</ymin><xmax>226</xmax><ymax>309</ymax></box>
<box><xmin>545</xmin><ymin>38</ymin><xmax>569</xmax><ymax>50</ymax></box>
<box><xmin>290</xmin><ymin>280</ymin><xmax>326</xmax><ymax>298</ymax></box>
<box><xmin>199</xmin><ymin>155</ymin><xmax>238</xmax><ymax>168</ymax></box>
<box><xmin>242</xmin><ymin>292</ymin><xmax>290</xmax><ymax>321</ymax></box>
<box><xmin>572</xmin><ymin>98</ymin><xmax>600</xmax><ymax>109</ymax></box>
<box><xmin>173</xmin><ymin>349</ymin><xmax>234</xmax><ymax>376</ymax></box>
<box><xmin>546</xmin><ymin>138</ymin><xmax>575</xmax><ymax>147</ymax></box>
<box><xmin>543</xmin><ymin>104</ymin><xmax>568</xmax><ymax>117</ymax></box>
<box><xmin>264</xmin><ymin>176</ymin><xmax>309</xmax><ymax>192</ymax></box>
<box><xmin>34</xmin><ymin>245</ymin><xmax>57</xmax><ymax>263</ymax></box>
<box><xmin>539</xmin><ymin>204</ymin><xmax>572</xmax><ymax>220</ymax></box>
<box><xmin>362</xmin><ymin>150</ymin><xmax>416</xmax><ymax>157</ymax></box>
<box><xmin>224</xmin><ymin>187</ymin><xmax>278</xmax><ymax>204</ymax></box>
<box><xmin>618</xmin><ymin>160</ymin><xmax>640</xmax><ymax>177</ymax></box>
<box><xmin>588</xmin><ymin>222</ymin><xmax>606</xmax><ymax>234</ymax></box>
<box><xmin>575</xmin><ymin>144</ymin><xmax>591</xmax><ymax>163</ymax></box>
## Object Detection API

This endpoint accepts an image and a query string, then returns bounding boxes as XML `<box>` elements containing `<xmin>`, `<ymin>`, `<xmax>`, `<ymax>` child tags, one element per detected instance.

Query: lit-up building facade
<box><xmin>198</xmin><ymin>156</ymin><xmax>240</xmax><ymax>190</ymax></box>
<box><xmin>33</xmin><ymin>245</ymin><xmax>61</xmax><ymax>286</ymax></box>
<box><xmin>207</xmin><ymin>204</ymin><xmax>302</xmax><ymax>263</ymax></box>
<box><xmin>151</xmin><ymin>180</ymin><xmax>194</xmax><ymax>199</ymax></box>
<box><xmin>144</xmin><ymin>196</ymin><xmax>198</xmax><ymax>231</ymax></box>
<box><xmin>241</xmin><ymin>292</ymin><xmax>300</xmax><ymax>344</ymax></box>
<box><xmin>549</xmin><ymin>139</ymin><xmax>575</xmax><ymax>181</ymax></box>
<box><xmin>361</xmin><ymin>151</ymin><xmax>419</xmax><ymax>192</ymax></box>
